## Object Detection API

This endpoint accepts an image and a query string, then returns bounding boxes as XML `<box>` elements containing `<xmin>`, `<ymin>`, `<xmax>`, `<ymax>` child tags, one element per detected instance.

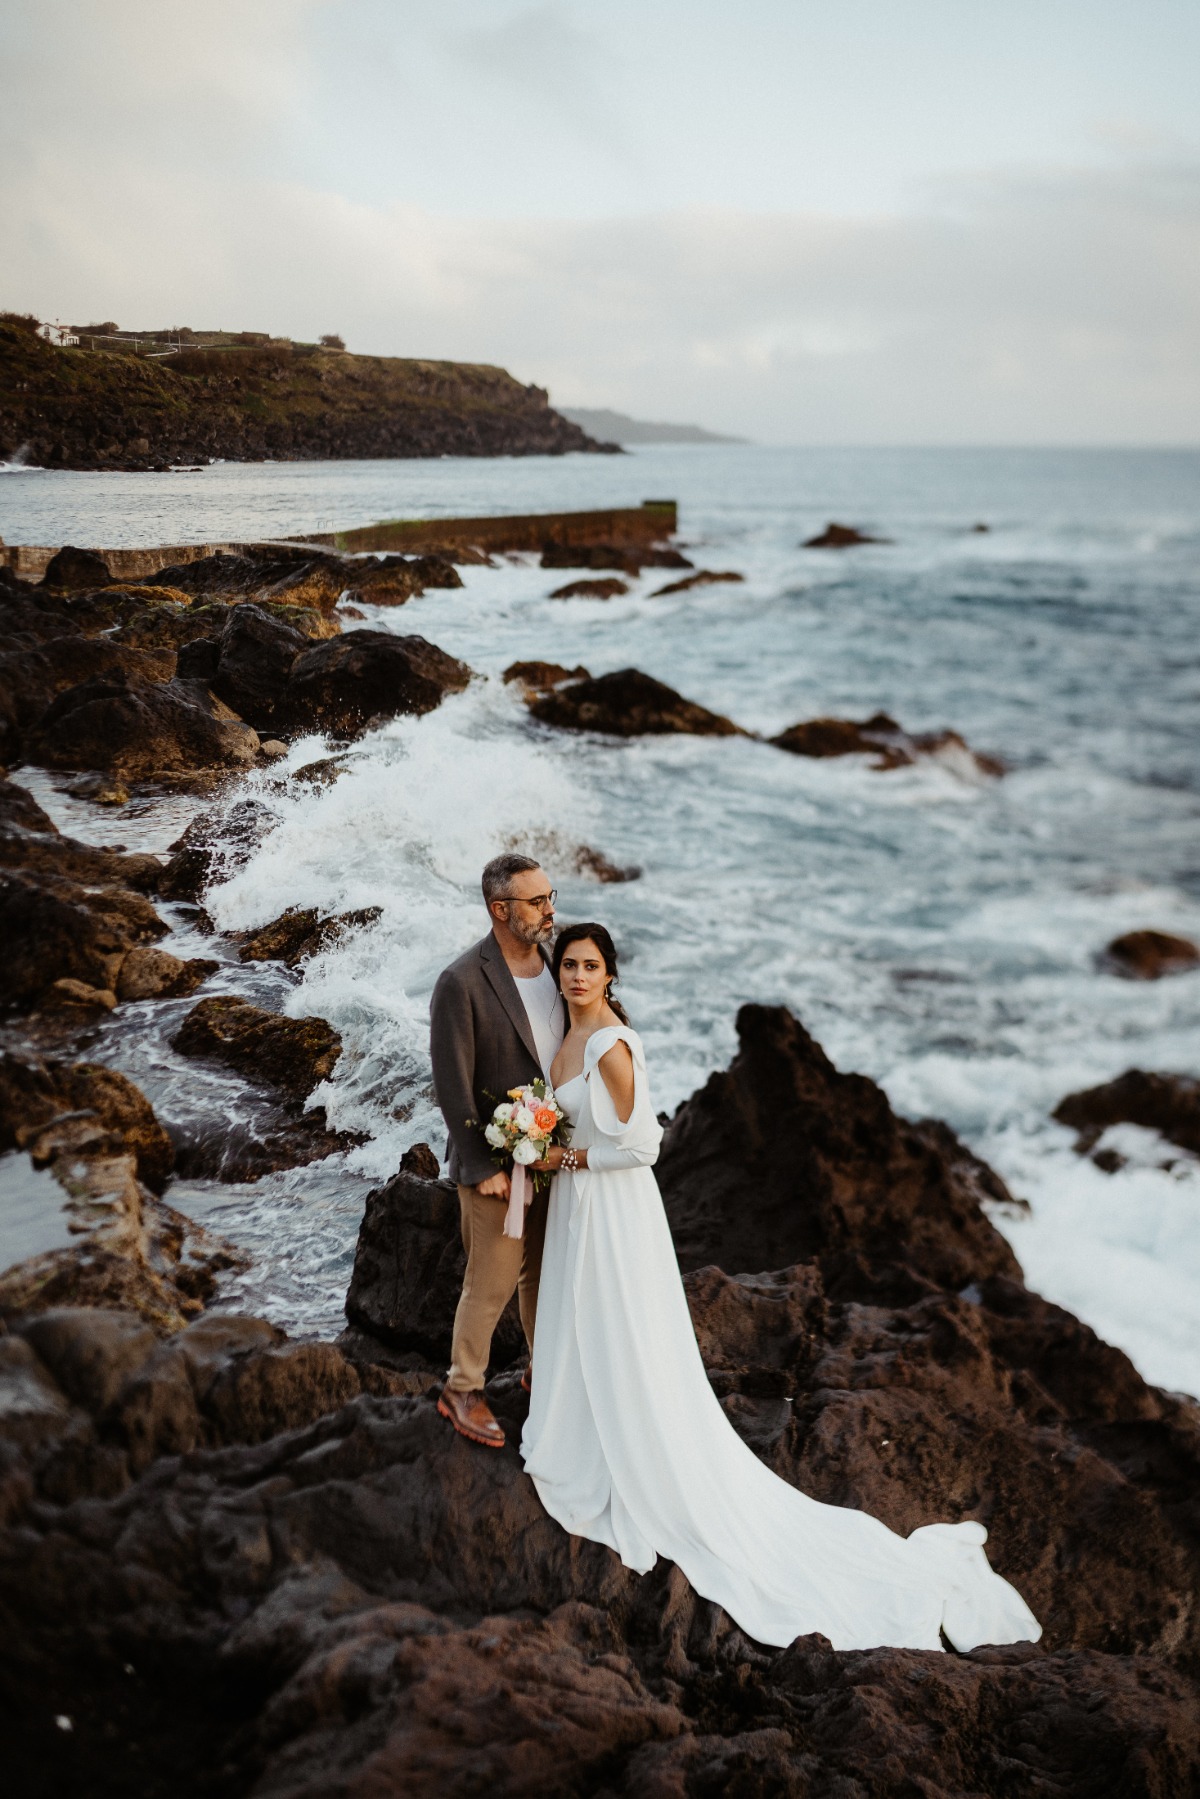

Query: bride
<box><xmin>521</xmin><ymin>921</ymin><xmax>1042</xmax><ymax>1654</ymax></box>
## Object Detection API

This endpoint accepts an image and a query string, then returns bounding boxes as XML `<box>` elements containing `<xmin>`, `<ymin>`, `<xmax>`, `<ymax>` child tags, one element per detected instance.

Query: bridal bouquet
<box><xmin>485</xmin><ymin>1080</ymin><xmax>567</xmax><ymax>1239</ymax></box>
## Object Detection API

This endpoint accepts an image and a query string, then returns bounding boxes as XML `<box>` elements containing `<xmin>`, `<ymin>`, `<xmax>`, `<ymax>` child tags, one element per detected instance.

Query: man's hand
<box><xmin>475</xmin><ymin>1170</ymin><xmax>511</xmax><ymax>1200</ymax></box>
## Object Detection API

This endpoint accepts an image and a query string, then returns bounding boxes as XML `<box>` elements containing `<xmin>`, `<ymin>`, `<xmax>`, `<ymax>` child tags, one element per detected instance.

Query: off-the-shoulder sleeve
<box><xmin>582</xmin><ymin>1026</ymin><xmax>662</xmax><ymax>1172</ymax></box>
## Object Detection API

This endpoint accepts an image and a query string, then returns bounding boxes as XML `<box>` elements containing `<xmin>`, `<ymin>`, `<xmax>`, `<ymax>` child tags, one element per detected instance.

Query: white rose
<box><xmin>494</xmin><ymin>1103</ymin><xmax>514</xmax><ymax>1122</ymax></box>
<box><xmin>512</xmin><ymin>1105</ymin><xmax>536</xmax><ymax>1133</ymax></box>
<box><xmin>512</xmin><ymin>1137</ymin><xmax>538</xmax><ymax>1165</ymax></box>
<box><xmin>484</xmin><ymin>1122</ymin><xmax>508</xmax><ymax>1149</ymax></box>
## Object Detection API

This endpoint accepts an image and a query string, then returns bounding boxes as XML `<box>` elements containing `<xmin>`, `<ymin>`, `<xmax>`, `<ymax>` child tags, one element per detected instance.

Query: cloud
<box><xmin>2</xmin><ymin>4</ymin><xmax>1197</xmax><ymax>442</ymax></box>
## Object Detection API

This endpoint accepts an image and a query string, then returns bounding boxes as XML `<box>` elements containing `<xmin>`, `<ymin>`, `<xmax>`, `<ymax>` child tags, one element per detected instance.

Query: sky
<box><xmin>2</xmin><ymin>0</ymin><xmax>1198</xmax><ymax>443</ymax></box>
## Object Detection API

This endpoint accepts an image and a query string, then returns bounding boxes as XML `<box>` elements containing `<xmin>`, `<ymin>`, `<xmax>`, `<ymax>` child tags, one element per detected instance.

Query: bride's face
<box><xmin>558</xmin><ymin>939</ymin><xmax>609</xmax><ymax>1009</ymax></box>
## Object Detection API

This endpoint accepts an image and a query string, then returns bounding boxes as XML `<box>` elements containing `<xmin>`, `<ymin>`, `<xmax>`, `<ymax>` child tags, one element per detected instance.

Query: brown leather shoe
<box><xmin>437</xmin><ymin>1385</ymin><xmax>505</xmax><ymax>1449</ymax></box>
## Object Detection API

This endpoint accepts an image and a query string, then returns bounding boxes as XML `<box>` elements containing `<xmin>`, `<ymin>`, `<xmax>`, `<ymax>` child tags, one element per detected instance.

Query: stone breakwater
<box><xmin>1</xmin><ymin>535</ymin><xmax>1199</xmax><ymax>1793</ymax></box>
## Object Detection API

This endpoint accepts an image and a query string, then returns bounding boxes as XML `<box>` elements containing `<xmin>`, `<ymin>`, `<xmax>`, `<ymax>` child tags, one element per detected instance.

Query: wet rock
<box><xmin>1103</xmin><ymin>929</ymin><xmax>1200</xmax><ymax>980</ymax></box>
<box><xmin>284</xmin><ymin>630</ymin><xmax>472</xmax><ymax>737</ymax></box>
<box><xmin>1053</xmin><ymin>1069</ymin><xmax>1200</xmax><ymax>1158</ymax></box>
<box><xmin>345</xmin><ymin>1167</ymin><xmax>524</xmax><ymax>1369</ymax></box>
<box><xmin>237</xmin><ymin>904</ymin><xmax>381</xmax><ymax>968</ymax></box>
<box><xmin>657</xmin><ymin>1004</ymin><xmax>1020</xmax><ymax>1294</ymax></box>
<box><xmin>342</xmin><ymin>554</ymin><xmax>463</xmax><ymax>607</ymax></box>
<box><xmin>0</xmin><ymin>634</ymin><xmax>176</xmax><ymax>763</ymax></box>
<box><xmin>37</xmin><ymin>977</ymin><xmax>117</xmax><ymax>1012</ymax></box>
<box><xmin>650</xmin><ymin>568</ymin><xmax>746</xmax><ymax>597</ymax></box>
<box><xmin>18</xmin><ymin>1308</ymin><xmax>157</xmax><ymax>1412</ymax></box>
<box><xmin>24</xmin><ymin>671</ymin><xmax>261</xmax><ymax>782</ymax></box>
<box><xmin>0</xmin><ymin>866</ymin><xmax>167</xmax><ymax>1012</ymax></box>
<box><xmin>502</xmin><ymin>659</ymin><xmax>590</xmax><ymax>691</ymax></box>
<box><xmin>572</xmin><ymin>844</ymin><xmax>641</xmax><ymax>883</ymax></box>
<box><xmin>549</xmin><ymin>577</ymin><xmax>629</xmax><ymax>599</ymax></box>
<box><xmin>541</xmin><ymin>542</ymin><xmax>692</xmax><ymax>572</ymax></box>
<box><xmin>399</xmin><ymin>1140</ymin><xmax>441</xmax><ymax>1179</ymax></box>
<box><xmin>204</xmin><ymin>1341</ymin><xmax>362</xmax><ymax>1445</ymax></box>
<box><xmin>173</xmin><ymin>996</ymin><xmax>342</xmax><ymax>1100</ymax></box>
<box><xmin>157</xmin><ymin>797</ymin><xmax>275</xmax><ymax>903</ymax></box>
<box><xmin>0</xmin><ymin>1053</ymin><xmax>175</xmax><ymax>1191</ymax></box>
<box><xmin>0</xmin><ymin>1334</ymin><xmax>72</xmax><ymax>1450</ymax></box>
<box><xmin>529</xmin><ymin>668</ymin><xmax>745</xmax><ymax>738</ymax></box>
<box><xmin>177</xmin><ymin>600</ymin><xmax>307</xmax><ymax>732</ymax></box>
<box><xmin>802</xmin><ymin>522</ymin><xmax>889</xmax><ymax>548</ymax></box>
<box><xmin>114</xmin><ymin>945</ymin><xmax>218</xmax><ymax>1002</ymax></box>
<box><xmin>38</xmin><ymin>546</ymin><xmax>112</xmax><ymax>591</ymax></box>
<box><xmin>772</xmin><ymin>710</ymin><xmax>1004</xmax><ymax>775</ymax></box>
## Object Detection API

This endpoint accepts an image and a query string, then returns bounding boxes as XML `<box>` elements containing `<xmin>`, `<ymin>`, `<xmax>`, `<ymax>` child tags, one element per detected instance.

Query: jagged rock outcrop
<box><xmin>1</xmin><ymin>1006</ymin><xmax>1199</xmax><ymax>1792</ymax></box>
<box><xmin>651</xmin><ymin>569</ymin><xmax>745</xmax><ymax>597</ymax></box>
<box><xmin>237</xmin><ymin>904</ymin><xmax>381</xmax><ymax>968</ymax></box>
<box><xmin>24</xmin><ymin>671</ymin><xmax>261</xmax><ymax>781</ymax></box>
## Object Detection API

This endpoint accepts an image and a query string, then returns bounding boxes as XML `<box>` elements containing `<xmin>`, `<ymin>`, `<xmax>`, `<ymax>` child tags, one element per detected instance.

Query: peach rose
<box><xmin>533</xmin><ymin>1106</ymin><xmax>558</xmax><ymax>1135</ymax></box>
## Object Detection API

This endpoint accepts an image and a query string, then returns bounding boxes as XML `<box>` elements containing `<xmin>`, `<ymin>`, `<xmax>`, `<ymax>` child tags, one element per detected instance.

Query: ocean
<box><xmin>4</xmin><ymin>445</ymin><xmax>1198</xmax><ymax>1395</ymax></box>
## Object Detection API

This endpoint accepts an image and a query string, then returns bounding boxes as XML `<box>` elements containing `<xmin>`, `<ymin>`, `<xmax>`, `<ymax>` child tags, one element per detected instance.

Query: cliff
<box><xmin>0</xmin><ymin>314</ymin><xmax>616</xmax><ymax>470</ymax></box>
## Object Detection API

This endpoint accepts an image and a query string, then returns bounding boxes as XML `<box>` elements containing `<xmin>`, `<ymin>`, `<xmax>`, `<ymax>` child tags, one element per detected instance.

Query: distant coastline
<box><xmin>560</xmin><ymin>406</ymin><xmax>745</xmax><ymax>446</ymax></box>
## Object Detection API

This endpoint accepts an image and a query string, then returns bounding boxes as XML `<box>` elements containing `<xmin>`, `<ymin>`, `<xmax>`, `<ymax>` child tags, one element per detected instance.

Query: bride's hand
<box><xmin>531</xmin><ymin>1146</ymin><xmax>586</xmax><ymax>1172</ymax></box>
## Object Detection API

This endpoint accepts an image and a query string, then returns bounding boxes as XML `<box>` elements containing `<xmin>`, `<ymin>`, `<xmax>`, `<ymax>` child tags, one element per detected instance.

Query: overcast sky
<box><xmin>3</xmin><ymin>0</ymin><xmax>1198</xmax><ymax>442</ymax></box>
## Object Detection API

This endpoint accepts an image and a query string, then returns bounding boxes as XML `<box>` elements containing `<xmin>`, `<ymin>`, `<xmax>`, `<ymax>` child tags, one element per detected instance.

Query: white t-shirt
<box><xmin>514</xmin><ymin>962</ymin><xmax>566</xmax><ymax>1080</ymax></box>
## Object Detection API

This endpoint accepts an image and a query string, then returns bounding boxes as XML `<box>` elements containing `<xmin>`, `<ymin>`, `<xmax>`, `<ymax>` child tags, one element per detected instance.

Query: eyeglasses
<box><xmin>504</xmin><ymin>890</ymin><xmax>557</xmax><ymax>912</ymax></box>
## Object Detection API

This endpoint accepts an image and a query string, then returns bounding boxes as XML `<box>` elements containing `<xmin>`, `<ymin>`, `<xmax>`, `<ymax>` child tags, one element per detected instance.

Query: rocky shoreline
<box><xmin>2</xmin><ymin>537</ymin><xmax>1199</xmax><ymax>1794</ymax></box>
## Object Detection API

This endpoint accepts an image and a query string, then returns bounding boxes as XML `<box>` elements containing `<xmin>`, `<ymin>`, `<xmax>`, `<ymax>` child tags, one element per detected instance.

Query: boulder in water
<box><xmin>283</xmin><ymin>630</ymin><xmax>472</xmax><ymax>736</ymax></box>
<box><xmin>236</xmin><ymin>904</ymin><xmax>381</xmax><ymax>968</ymax></box>
<box><xmin>772</xmin><ymin>711</ymin><xmax>1004</xmax><ymax>776</ymax></box>
<box><xmin>173</xmin><ymin>996</ymin><xmax>342</xmax><ymax>1100</ymax></box>
<box><xmin>529</xmin><ymin>667</ymin><xmax>745</xmax><ymax>737</ymax></box>
<box><xmin>1102</xmin><ymin>930</ymin><xmax>1200</xmax><ymax>980</ymax></box>
<box><xmin>802</xmin><ymin>522</ymin><xmax>889</xmax><ymax>548</ymax></box>
<box><xmin>114</xmin><ymin>945</ymin><xmax>218</xmax><ymax>1002</ymax></box>
<box><xmin>1053</xmin><ymin>1069</ymin><xmax>1200</xmax><ymax>1157</ymax></box>
<box><xmin>548</xmin><ymin>577</ymin><xmax>629</xmax><ymax>599</ymax></box>
<box><xmin>650</xmin><ymin>568</ymin><xmax>745</xmax><ymax>597</ymax></box>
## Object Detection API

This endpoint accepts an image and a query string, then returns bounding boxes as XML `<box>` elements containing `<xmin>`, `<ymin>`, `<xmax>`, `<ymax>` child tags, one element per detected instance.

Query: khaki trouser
<box><xmin>446</xmin><ymin>1181</ymin><xmax>548</xmax><ymax>1393</ymax></box>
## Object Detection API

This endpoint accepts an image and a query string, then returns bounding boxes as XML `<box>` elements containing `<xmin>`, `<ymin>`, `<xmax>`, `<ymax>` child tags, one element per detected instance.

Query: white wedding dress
<box><xmin>520</xmin><ymin>1026</ymin><xmax>1042</xmax><ymax>1653</ymax></box>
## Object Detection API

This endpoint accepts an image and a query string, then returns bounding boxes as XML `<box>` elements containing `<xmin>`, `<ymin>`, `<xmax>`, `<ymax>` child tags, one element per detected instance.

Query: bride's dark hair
<box><xmin>551</xmin><ymin>923</ymin><xmax>630</xmax><ymax>1026</ymax></box>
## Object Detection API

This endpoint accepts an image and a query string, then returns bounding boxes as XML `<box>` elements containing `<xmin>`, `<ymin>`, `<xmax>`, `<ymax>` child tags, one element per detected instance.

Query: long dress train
<box><xmin>520</xmin><ymin>1025</ymin><xmax>1041</xmax><ymax>1653</ymax></box>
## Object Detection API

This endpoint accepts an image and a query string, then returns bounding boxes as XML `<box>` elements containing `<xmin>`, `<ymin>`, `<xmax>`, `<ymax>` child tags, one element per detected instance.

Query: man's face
<box><xmin>495</xmin><ymin>866</ymin><xmax>556</xmax><ymax>945</ymax></box>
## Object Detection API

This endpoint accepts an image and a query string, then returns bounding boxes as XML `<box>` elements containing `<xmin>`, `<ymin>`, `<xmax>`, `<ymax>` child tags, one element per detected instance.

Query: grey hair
<box><xmin>481</xmin><ymin>852</ymin><xmax>542</xmax><ymax>906</ymax></box>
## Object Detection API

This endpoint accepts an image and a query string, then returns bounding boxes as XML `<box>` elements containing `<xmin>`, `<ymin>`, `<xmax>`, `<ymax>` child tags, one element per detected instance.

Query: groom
<box><xmin>429</xmin><ymin>853</ymin><xmax>565</xmax><ymax>1449</ymax></box>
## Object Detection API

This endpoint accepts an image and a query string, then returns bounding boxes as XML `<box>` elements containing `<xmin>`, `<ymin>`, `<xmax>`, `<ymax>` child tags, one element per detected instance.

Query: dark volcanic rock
<box><xmin>114</xmin><ymin>945</ymin><xmax>218</xmax><ymax>1002</ymax></box>
<box><xmin>24</xmin><ymin>671</ymin><xmax>261</xmax><ymax>781</ymax></box>
<box><xmin>180</xmin><ymin>600</ymin><xmax>308</xmax><ymax>732</ymax></box>
<box><xmin>803</xmin><ymin>521</ymin><xmax>889</xmax><ymax>548</ymax></box>
<box><xmin>1103</xmin><ymin>929</ymin><xmax>1200</xmax><ymax>980</ymax></box>
<box><xmin>345</xmin><ymin>1166</ymin><xmax>524</xmax><ymax>1369</ymax></box>
<box><xmin>529</xmin><ymin>667</ymin><xmax>745</xmax><ymax>738</ymax></box>
<box><xmin>503</xmin><ymin>659</ymin><xmax>590</xmax><ymax>691</ymax></box>
<box><xmin>541</xmin><ymin>542</ymin><xmax>692</xmax><ymax>573</ymax></box>
<box><xmin>651</xmin><ymin>568</ymin><xmax>746</xmax><ymax>597</ymax></box>
<box><xmin>284</xmin><ymin>630</ymin><xmax>472</xmax><ymax>736</ymax></box>
<box><xmin>772</xmin><ymin>710</ymin><xmax>1004</xmax><ymax>775</ymax></box>
<box><xmin>237</xmin><ymin>904</ymin><xmax>381</xmax><ymax>968</ymax></box>
<box><xmin>657</xmin><ymin>1004</ymin><xmax>1020</xmax><ymax>1294</ymax></box>
<box><xmin>0</xmin><ymin>634</ymin><xmax>176</xmax><ymax>764</ymax></box>
<box><xmin>157</xmin><ymin>797</ymin><xmax>275</xmax><ymax>903</ymax></box>
<box><xmin>3</xmin><ymin>999</ymin><xmax>1200</xmax><ymax>1789</ymax></box>
<box><xmin>549</xmin><ymin>577</ymin><xmax>629</xmax><ymax>599</ymax></box>
<box><xmin>1054</xmin><ymin>1069</ymin><xmax>1200</xmax><ymax>1158</ymax></box>
<box><xmin>0</xmin><ymin>1052</ymin><xmax>175</xmax><ymax>1190</ymax></box>
<box><xmin>38</xmin><ymin>545</ymin><xmax>112</xmax><ymax>590</ymax></box>
<box><xmin>173</xmin><ymin>996</ymin><xmax>342</xmax><ymax>1100</ymax></box>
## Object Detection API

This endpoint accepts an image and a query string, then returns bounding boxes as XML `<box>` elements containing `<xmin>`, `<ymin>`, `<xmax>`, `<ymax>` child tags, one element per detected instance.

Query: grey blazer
<box><xmin>429</xmin><ymin>933</ymin><xmax>557</xmax><ymax>1185</ymax></box>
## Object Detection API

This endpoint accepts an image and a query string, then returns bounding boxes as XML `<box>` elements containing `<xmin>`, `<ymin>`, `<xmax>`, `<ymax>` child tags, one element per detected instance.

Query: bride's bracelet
<box><xmin>561</xmin><ymin>1147</ymin><xmax>580</xmax><ymax>1173</ymax></box>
